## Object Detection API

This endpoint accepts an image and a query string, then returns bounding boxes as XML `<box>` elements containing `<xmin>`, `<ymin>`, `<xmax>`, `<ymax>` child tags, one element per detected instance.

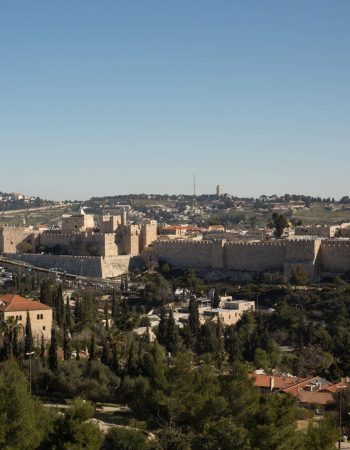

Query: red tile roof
<box><xmin>326</xmin><ymin>380</ymin><xmax>348</xmax><ymax>393</ymax></box>
<box><xmin>282</xmin><ymin>377</ymin><xmax>331</xmax><ymax>397</ymax></box>
<box><xmin>252</xmin><ymin>373</ymin><xmax>348</xmax><ymax>406</ymax></box>
<box><xmin>0</xmin><ymin>294</ymin><xmax>51</xmax><ymax>312</ymax></box>
<box><xmin>252</xmin><ymin>374</ymin><xmax>307</xmax><ymax>390</ymax></box>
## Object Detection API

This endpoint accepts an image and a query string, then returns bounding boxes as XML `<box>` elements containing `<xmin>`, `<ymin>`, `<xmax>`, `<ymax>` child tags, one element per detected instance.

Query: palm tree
<box><xmin>1</xmin><ymin>317</ymin><xmax>22</xmax><ymax>358</ymax></box>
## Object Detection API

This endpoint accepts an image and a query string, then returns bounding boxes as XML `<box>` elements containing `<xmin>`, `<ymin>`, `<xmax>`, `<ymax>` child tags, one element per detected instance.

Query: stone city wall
<box><xmin>4</xmin><ymin>253</ymin><xmax>104</xmax><ymax>277</ymax></box>
<box><xmin>151</xmin><ymin>238</ymin><xmax>331</xmax><ymax>279</ymax></box>
<box><xmin>223</xmin><ymin>241</ymin><xmax>286</xmax><ymax>271</ymax></box>
<box><xmin>152</xmin><ymin>240</ymin><xmax>221</xmax><ymax>269</ymax></box>
<box><xmin>320</xmin><ymin>242</ymin><xmax>350</xmax><ymax>274</ymax></box>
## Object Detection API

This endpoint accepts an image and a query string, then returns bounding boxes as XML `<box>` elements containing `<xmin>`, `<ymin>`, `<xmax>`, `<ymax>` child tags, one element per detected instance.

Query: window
<box><xmin>41</xmin><ymin>314</ymin><xmax>43</xmax><ymax>319</ymax></box>
<box><xmin>43</xmin><ymin>326</ymin><xmax>45</xmax><ymax>330</ymax></box>
<box><xmin>37</xmin><ymin>314</ymin><xmax>40</xmax><ymax>320</ymax></box>
<box><xmin>19</xmin><ymin>315</ymin><xmax>22</xmax><ymax>320</ymax></box>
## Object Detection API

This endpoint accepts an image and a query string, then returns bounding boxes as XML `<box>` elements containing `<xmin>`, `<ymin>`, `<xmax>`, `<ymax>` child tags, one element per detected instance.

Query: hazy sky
<box><xmin>0</xmin><ymin>1</ymin><xmax>349</xmax><ymax>200</ymax></box>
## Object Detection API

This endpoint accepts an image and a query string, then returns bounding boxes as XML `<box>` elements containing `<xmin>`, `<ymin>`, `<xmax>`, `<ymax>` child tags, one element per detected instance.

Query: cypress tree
<box><xmin>125</xmin><ymin>275</ymin><xmax>129</xmax><ymax>292</ymax></box>
<box><xmin>104</xmin><ymin>301</ymin><xmax>109</xmax><ymax>331</ymax></box>
<box><xmin>40</xmin><ymin>334</ymin><xmax>45</xmax><ymax>366</ymax></box>
<box><xmin>127</xmin><ymin>341</ymin><xmax>138</xmax><ymax>375</ymax></box>
<box><xmin>111</xmin><ymin>290</ymin><xmax>117</xmax><ymax>320</ymax></box>
<box><xmin>188</xmin><ymin>297</ymin><xmax>200</xmax><ymax>337</ymax></box>
<box><xmin>75</xmin><ymin>338</ymin><xmax>80</xmax><ymax>360</ymax></box>
<box><xmin>12</xmin><ymin>326</ymin><xmax>19</xmax><ymax>358</ymax></box>
<box><xmin>24</xmin><ymin>310</ymin><xmax>34</xmax><ymax>354</ymax></box>
<box><xmin>88</xmin><ymin>334</ymin><xmax>96</xmax><ymax>362</ymax></box>
<box><xmin>48</xmin><ymin>328</ymin><xmax>58</xmax><ymax>371</ymax></box>
<box><xmin>110</xmin><ymin>343</ymin><xmax>119</xmax><ymax>375</ymax></box>
<box><xmin>166</xmin><ymin>309</ymin><xmax>180</xmax><ymax>354</ymax></box>
<box><xmin>216</xmin><ymin>317</ymin><xmax>225</xmax><ymax>353</ymax></box>
<box><xmin>56</xmin><ymin>285</ymin><xmax>65</xmax><ymax>327</ymax></box>
<box><xmin>212</xmin><ymin>289</ymin><xmax>221</xmax><ymax>308</ymax></box>
<box><xmin>63</xmin><ymin>325</ymin><xmax>72</xmax><ymax>360</ymax></box>
<box><xmin>101</xmin><ymin>338</ymin><xmax>110</xmax><ymax>366</ymax></box>
<box><xmin>157</xmin><ymin>306</ymin><xmax>168</xmax><ymax>346</ymax></box>
<box><xmin>74</xmin><ymin>296</ymin><xmax>82</xmax><ymax>323</ymax></box>
<box><xmin>40</xmin><ymin>280</ymin><xmax>51</xmax><ymax>305</ymax></box>
<box><xmin>65</xmin><ymin>297</ymin><xmax>72</xmax><ymax>329</ymax></box>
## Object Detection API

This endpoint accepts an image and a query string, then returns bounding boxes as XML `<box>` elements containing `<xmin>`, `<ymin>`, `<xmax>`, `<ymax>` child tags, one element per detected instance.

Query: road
<box><xmin>1</xmin><ymin>203</ymin><xmax>71</xmax><ymax>215</ymax></box>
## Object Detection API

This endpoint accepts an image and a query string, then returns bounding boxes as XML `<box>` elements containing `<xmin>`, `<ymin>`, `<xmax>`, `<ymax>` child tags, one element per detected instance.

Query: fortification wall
<box><xmin>223</xmin><ymin>241</ymin><xmax>286</xmax><ymax>271</ymax></box>
<box><xmin>285</xmin><ymin>239</ymin><xmax>321</xmax><ymax>264</ymax></box>
<box><xmin>4</xmin><ymin>253</ymin><xmax>103</xmax><ymax>277</ymax></box>
<box><xmin>37</xmin><ymin>232</ymin><xmax>119</xmax><ymax>257</ymax></box>
<box><xmin>151</xmin><ymin>238</ymin><xmax>329</xmax><ymax>280</ymax></box>
<box><xmin>152</xmin><ymin>240</ymin><xmax>222</xmax><ymax>269</ymax></box>
<box><xmin>283</xmin><ymin>239</ymin><xmax>321</xmax><ymax>278</ymax></box>
<box><xmin>320</xmin><ymin>242</ymin><xmax>350</xmax><ymax>273</ymax></box>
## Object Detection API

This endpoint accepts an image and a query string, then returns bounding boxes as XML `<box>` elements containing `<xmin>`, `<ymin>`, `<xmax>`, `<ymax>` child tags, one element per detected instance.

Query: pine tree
<box><xmin>188</xmin><ymin>297</ymin><xmax>200</xmax><ymax>337</ymax></box>
<box><xmin>89</xmin><ymin>334</ymin><xmax>96</xmax><ymax>362</ymax></box>
<box><xmin>48</xmin><ymin>328</ymin><xmax>58</xmax><ymax>371</ymax></box>
<box><xmin>157</xmin><ymin>306</ymin><xmax>168</xmax><ymax>346</ymax></box>
<box><xmin>24</xmin><ymin>310</ymin><xmax>34</xmax><ymax>354</ymax></box>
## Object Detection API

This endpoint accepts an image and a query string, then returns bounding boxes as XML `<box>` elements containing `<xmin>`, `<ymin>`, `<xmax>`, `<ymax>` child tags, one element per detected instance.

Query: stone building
<box><xmin>202</xmin><ymin>300</ymin><xmax>255</xmax><ymax>325</ymax></box>
<box><xmin>0</xmin><ymin>294</ymin><xmax>52</xmax><ymax>341</ymax></box>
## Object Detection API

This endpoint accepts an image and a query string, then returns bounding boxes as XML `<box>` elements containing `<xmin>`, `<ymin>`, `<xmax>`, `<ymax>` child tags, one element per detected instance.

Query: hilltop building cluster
<box><xmin>1</xmin><ymin>203</ymin><xmax>350</xmax><ymax>281</ymax></box>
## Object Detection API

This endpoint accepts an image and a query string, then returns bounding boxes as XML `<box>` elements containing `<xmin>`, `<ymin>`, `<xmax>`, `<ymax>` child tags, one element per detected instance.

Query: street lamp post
<box><xmin>26</xmin><ymin>351</ymin><xmax>35</xmax><ymax>395</ymax></box>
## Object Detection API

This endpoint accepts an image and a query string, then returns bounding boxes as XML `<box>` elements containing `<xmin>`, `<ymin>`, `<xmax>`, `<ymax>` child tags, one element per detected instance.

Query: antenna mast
<box><xmin>193</xmin><ymin>174</ymin><xmax>196</xmax><ymax>197</ymax></box>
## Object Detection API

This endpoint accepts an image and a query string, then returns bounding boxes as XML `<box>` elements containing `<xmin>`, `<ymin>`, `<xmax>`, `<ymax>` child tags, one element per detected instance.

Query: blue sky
<box><xmin>0</xmin><ymin>1</ymin><xmax>349</xmax><ymax>200</ymax></box>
